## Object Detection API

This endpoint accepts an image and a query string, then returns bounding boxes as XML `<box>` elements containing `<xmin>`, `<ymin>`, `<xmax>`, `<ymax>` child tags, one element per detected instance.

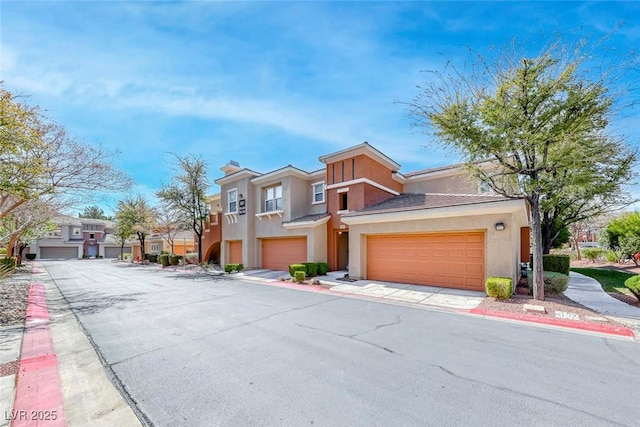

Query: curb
<box><xmin>239</xmin><ymin>275</ymin><xmax>636</xmax><ymax>338</ymax></box>
<box><xmin>11</xmin><ymin>283</ymin><xmax>67</xmax><ymax>426</ymax></box>
<box><xmin>469</xmin><ymin>307</ymin><xmax>636</xmax><ymax>337</ymax></box>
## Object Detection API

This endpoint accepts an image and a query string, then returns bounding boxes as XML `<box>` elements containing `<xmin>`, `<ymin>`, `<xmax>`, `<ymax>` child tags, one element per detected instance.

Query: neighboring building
<box><xmin>201</xmin><ymin>142</ymin><xmax>530</xmax><ymax>291</ymax></box>
<box><xmin>131</xmin><ymin>230</ymin><xmax>196</xmax><ymax>259</ymax></box>
<box><xmin>28</xmin><ymin>215</ymin><xmax>134</xmax><ymax>259</ymax></box>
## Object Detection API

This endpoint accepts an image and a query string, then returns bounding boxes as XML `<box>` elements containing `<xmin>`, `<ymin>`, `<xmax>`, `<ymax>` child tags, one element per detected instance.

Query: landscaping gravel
<box><xmin>477</xmin><ymin>293</ymin><xmax>624</xmax><ymax>325</ymax></box>
<box><xmin>0</xmin><ymin>267</ymin><xmax>31</xmax><ymax>327</ymax></box>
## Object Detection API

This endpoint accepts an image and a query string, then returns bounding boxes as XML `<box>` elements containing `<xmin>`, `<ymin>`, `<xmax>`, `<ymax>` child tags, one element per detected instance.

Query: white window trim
<box><xmin>326</xmin><ymin>178</ymin><xmax>399</xmax><ymax>195</ymax></box>
<box><xmin>311</xmin><ymin>181</ymin><xmax>325</xmax><ymax>204</ymax></box>
<box><xmin>150</xmin><ymin>243</ymin><xmax>160</xmax><ymax>252</ymax></box>
<box><xmin>337</xmin><ymin>187</ymin><xmax>349</xmax><ymax>194</ymax></box>
<box><xmin>227</xmin><ymin>188</ymin><xmax>238</xmax><ymax>213</ymax></box>
<box><xmin>264</xmin><ymin>184</ymin><xmax>283</xmax><ymax>213</ymax></box>
<box><xmin>337</xmin><ymin>209</ymin><xmax>350</xmax><ymax>215</ymax></box>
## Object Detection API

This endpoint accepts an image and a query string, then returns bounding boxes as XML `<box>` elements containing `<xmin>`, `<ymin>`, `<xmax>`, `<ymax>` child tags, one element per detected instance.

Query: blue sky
<box><xmin>2</xmin><ymin>1</ymin><xmax>639</xmax><ymax>216</ymax></box>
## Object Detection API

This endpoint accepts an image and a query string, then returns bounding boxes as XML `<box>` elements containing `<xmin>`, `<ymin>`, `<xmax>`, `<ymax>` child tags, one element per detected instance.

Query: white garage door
<box><xmin>104</xmin><ymin>247</ymin><xmax>132</xmax><ymax>258</ymax></box>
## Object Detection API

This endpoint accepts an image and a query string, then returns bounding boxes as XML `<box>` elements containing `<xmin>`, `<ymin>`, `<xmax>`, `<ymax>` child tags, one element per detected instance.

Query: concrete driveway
<box><xmin>42</xmin><ymin>260</ymin><xmax>640</xmax><ymax>427</ymax></box>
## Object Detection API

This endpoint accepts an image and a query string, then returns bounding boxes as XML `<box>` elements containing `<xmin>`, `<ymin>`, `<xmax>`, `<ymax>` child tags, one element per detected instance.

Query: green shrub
<box><xmin>302</xmin><ymin>262</ymin><xmax>318</xmax><ymax>276</ymax></box>
<box><xmin>289</xmin><ymin>263</ymin><xmax>306</xmax><ymax>277</ymax></box>
<box><xmin>82</xmin><ymin>254</ymin><xmax>89</xmax><ymax>259</ymax></box>
<box><xmin>294</xmin><ymin>271</ymin><xmax>306</xmax><ymax>283</ymax></box>
<box><xmin>169</xmin><ymin>255</ymin><xmax>181</xmax><ymax>266</ymax></box>
<box><xmin>624</xmin><ymin>275</ymin><xmax>640</xmax><ymax>298</ymax></box>
<box><xmin>606</xmin><ymin>250</ymin><xmax>618</xmax><ymax>263</ymax></box>
<box><xmin>581</xmin><ymin>248</ymin><xmax>603</xmax><ymax>262</ymax></box>
<box><xmin>224</xmin><ymin>263</ymin><xmax>244</xmax><ymax>273</ymax></box>
<box><xmin>485</xmin><ymin>277</ymin><xmax>512</xmax><ymax>299</ymax></box>
<box><xmin>542</xmin><ymin>255</ymin><xmax>570</xmax><ymax>275</ymax></box>
<box><xmin>317</xmin><ymin>262</ymin><xmax>329</xmax><ymax>275</ymax></box>
<box><xmin>528</xmin><ymin>271</ymin><xmax>569</xmax><ymax>294</ymax></box>
<box><xmin>159</xmin><ymin>254</ymin><xmax>170</xmax><ymax>267</ymax></box>
<box><xmin>25</xmin><ymin>253</ymin><xmax>36</xmax><ymax>261</ymax></box>
<box><xmin>0</xmin><ymin>248</ymin><xmax>7</xmax><ymax>255</ymax></box>
<box><xmin>0</xmin><ymin>257</ymin><xmax>17</xmax><ymax>273</ymax></box>
<box><xmin>146</xmin><ymin>253</ymin><xmax>158</xmax><ymax>263</ymax></box>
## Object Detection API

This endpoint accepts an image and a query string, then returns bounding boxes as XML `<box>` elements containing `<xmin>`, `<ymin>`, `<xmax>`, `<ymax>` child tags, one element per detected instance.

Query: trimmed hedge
<box><xmin>169</xmin><ymin>255</ymin><xmax>182</xmax><ymax>266</ymax></box>
<box><xmin>294</xmin><ymin>271</ymin><xmax>306</xmax><ymax>283</ymax></box>
<box><xmin>302</xmin><ymin>262</ymin><xmax>318</xmax><ymax>277</ymax></box>
<box><xmin>317</xmin><ymin>262</ymin><xmax>329</xmax><ymax>275</ymax></box>
<box><xmin>485</xmin><ymin>277</ymin><xmax>512</xmax><ymax>299</ymax></box>
<box><xmin>25</xmin><ymin>253</ymin><xmax>36</xmax><ymax>261</ymax></box>
<box><xmin>145</xmin><ymin>253</ymin><xmax>158</xmax><ymax>263</ymax></box>
<box><xmin>289</xmin><ymin>263</ymin><xmax>306</xmax><ymax>277</ymax></box>
<box><xmin>225</xmin><ymin>263</ymin><xmax>244</xmax><ymax>273</ymax></box>
<box><xmin>159</xmin><ymin>254</ymin><xmax>170</xmax><ymax>267</ymax></box>
<box><xmin>529</xmin><ymin>255</ymin><xmax>571</xmax><ymax>275</ymax></box>
<box><xmin>624</xmin><ymin>275</ymin><xmax>640</xmax><ymax>298</ymax></box>
<box><xmin>528</xmin><ymin>271</ymin><xmax>569</xmax><ymax>294</ymax></box>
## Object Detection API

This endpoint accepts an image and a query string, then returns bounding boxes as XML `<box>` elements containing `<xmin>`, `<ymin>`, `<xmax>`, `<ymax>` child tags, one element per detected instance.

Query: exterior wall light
<box><xmin>494</xmin><ymin>222</ymin><xmax>505</xmax><ymax>231</ymax></box>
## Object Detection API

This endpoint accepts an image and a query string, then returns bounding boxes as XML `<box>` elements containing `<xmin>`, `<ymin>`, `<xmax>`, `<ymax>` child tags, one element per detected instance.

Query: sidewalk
<box><xmin>3</xmin><ymin>263</ymin><xmax>142</xmax><ymax>427</ymax></box>
<box><xmin>240</xmin><ymin>269</ymin><xmax>639</xmax><ymax>337</ymax></box>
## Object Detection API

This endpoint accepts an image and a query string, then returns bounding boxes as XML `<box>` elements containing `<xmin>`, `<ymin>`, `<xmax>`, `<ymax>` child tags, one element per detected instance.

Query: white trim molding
<box><xmin>224</xmin><ymin>212</ymin><xmax>239</xmax><ymax>224</ymax></box>
<box><xmin>255</xmin><ymin>210</ymin><xmax>284</xmax><ymax>220</ymax></box>
<box><xmin>326</xmin><ymin>178</ymin><xmax>400</xmax><ymax>196</ymax></box>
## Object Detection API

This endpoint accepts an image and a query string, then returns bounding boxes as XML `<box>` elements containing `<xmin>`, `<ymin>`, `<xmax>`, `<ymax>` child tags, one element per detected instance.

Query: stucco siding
<box><xmin>404</xmin><ymin>174</ymin><xmax>478</xmax><ymax>194</ymax></box>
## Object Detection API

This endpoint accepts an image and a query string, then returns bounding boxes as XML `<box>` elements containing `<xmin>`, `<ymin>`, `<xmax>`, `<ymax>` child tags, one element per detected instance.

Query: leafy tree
<box><xmin>0</xmin><ymin>84</ymin><xmax>131</xmax><ymax>221</ymax></box>
<box><xmin>156</xmin><ymin>200</ymin><xmax>190</xmax><ymax>255</ymax></box>
<box><xmin>604</xmin><ymin>212</ymin><xmax>640</xmax><ymax>266</ymax></box>
<box><xmin>408</xmin><ymin>37</ymin><xmax>638</xmax><ymax>300</ymax></box>
<box><xmin>156</xmin><ymin>154</ymin><xmax>210</xmax><ymax>263</ymax></box>
<box><xmin>79</xmin><ymin>205</ymin><xmax>111</xmax><ymax>220</ymax></box>
<box><xmin>113</xmin><ymin>219</ymin><xmax>135</xmax><ymax>260</ymax></box>
<box><xmin>114</xmin><ymin>195</ymin><xmax>156</xmax><ymax>263</ymax></box>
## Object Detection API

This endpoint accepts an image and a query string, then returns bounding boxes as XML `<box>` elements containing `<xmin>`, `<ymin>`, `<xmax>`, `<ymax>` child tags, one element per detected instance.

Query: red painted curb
<box><xmin>12</xmin><ymin>283</ymin><xmax>67</xmax><ymax>427</ymax></box>
<box><xmin>469</xmin><ymin>308</ymin><xmax>635</xmax><ymax>337</ymax></box>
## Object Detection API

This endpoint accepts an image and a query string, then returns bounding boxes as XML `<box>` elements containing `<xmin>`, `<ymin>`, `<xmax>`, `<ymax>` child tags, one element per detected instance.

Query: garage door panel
<box><xmin>367</xmin><ymin>232</ymin><xmax>485</xmax><ymax>291</ymax></box>
<box><xmin>229</xmin><ymin>241</ymin><xmax>242</xmax><ymax>264</ymax></box>
<box><xmin>40</xmin><ymin>247</ymin><xmax>79</xmax><ymax>259</ymax></box>
<box><xmin>262</xmin><ymin>238</ymin><xmax>306</xmax><ymax>271</ymax></box>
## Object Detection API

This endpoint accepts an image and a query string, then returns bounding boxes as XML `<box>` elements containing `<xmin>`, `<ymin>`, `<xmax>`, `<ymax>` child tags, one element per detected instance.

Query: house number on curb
<box><xmin>555</xmin><ymin>311</ymin><xmax>579</xmax><ymax>320</ymax></box>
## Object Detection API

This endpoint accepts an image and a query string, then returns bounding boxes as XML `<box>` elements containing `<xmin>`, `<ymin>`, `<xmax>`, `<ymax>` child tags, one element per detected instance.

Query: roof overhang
<box><xmin>283</xmin><ymin>214</ymin><xmax>331</xmax><ymax>230</ymax></box>
<box><xmin>318</xmin><ymin>142</ymin><xmax>400</xmax><ymax>171</ymax></box>
<box><xmin>215</xmin><ymin>169</ymin><xmax>262</xmax><ymax>185</ymax></box>
<box><xmin>251</xmin><ymin>165</ymin><xmax>318</xmax><ymax>185</ymax></box>
<box><xmin>341</xmin><ymin>198</ymin><xmax>528</xmax><ymax>225</ymax></box>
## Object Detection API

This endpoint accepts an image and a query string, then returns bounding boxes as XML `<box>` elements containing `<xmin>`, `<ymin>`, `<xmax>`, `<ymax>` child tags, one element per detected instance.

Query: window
<box><xmin>150</xmin><ymin>243</ymin><xmax>160</xmax><ymax>252</ymax></box>
<box><xmin>228</xmin><ymin>189</ymin><xmax>237</xmax><ymax>213</ymax></box>
<box><xmin>89</xmin><ymin>233</ymin><xmax>95</xmax><ymax>239</ymax></box>
<box><xmin>73</xmin><ymin>228</ymin><xmax>80</xmax><ymax>235</ymax></box>
<box><xmin>339</xmin><ymin>192</ymin><xmax>348</xmax><ymax>210</ymax></box>
<box><xmin>312</xmin><ymin>181</ymin><xmax>325</xmax><ymax>204</ymax></box>
<box><xmin>265</xmin><ymin>185</ymin><xmax>282</xmax><ymax>212</ymax></box>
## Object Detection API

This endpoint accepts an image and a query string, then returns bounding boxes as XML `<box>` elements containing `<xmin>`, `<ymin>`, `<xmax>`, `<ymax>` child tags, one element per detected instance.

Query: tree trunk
<box><xmin>196</xmin><ymin>232</ymin><xmax>203</xmax><ymax>264</ymax></box>
<box><xmin>541</xmin><ymin>219</ymin><xmax>554</xmax><ymax>255</ymax></box>
<box><xmin>138</xmin><ymin>232</ymin><xmax>146</xmax><ymax>264</ymax></box>
<box><xmin>120</xmin><ymin>240</ymin><xmax>125</xmax><ymax>259</ymax></box>
<box><xmin>530</xmin><ymin>193</ymin><xmax>545</xmax><ymax>301</ymax></box>
<box><xmin>573</xmin><ymin>235</ymin><xmax>582</xmax><ymax>261</ymax></box>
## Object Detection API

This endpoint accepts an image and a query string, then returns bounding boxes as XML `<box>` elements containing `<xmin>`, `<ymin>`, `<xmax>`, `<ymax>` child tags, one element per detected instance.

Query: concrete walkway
<box><xmin>241</xmin><ymin>269</ymin><xmax>640</xmax><ymax>321</ymax></box>
<box><xmin>566</xmin><ymin>271</ymin><xmax>640</xmax><ymax>320</ymax></box>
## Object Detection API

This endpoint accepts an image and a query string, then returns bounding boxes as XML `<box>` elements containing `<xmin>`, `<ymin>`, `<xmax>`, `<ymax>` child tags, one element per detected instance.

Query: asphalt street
<box><xmin>44</xmin><ymin>260</ymin><xmax>640</xmax><ymax>427</ymax></box>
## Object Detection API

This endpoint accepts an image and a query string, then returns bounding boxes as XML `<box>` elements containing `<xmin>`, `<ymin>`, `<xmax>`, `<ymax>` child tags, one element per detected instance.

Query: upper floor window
<box><xmin>228</xmin><ymin>189</ymin><xmax>238</xmax><ymax>213</ymax></box>
<box><xmin>312</xmin><ymin>181</ymin><xmax>325</xmax><ymax>204</ymax></box>
<box><xmin>89</xmin><ymin>233</ymin><xmax>95</xmax><ymax>239</ymax></box>
<box><xmin>339</xmin><ymin>192</ymin><xmax>348</xmax><ymax>211</ymax></box>
<box><xmin>150</xmin><ymin>243</ymin><xmax>160</xmax><ymax>252</ymax></box>
<box><xmin>265</xmin><ymin>185</ymin><xmax>282</xmax><ymax>212</ymax></box>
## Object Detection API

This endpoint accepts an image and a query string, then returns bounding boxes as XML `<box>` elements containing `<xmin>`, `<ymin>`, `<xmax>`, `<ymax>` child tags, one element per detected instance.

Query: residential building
<box><xmin>201</xmin><ymin>142</ymin><xmax>530</xmax><ymax>291</ymax></box>
<box><xmin>131</xmin><ymin>230</ymin><xmax>197</xmax><ymax>259</ymax></box>
<box><xmin>28</xmin><ymin>215</ymin><xmax>134</xmax><ymax>259</ymax></box>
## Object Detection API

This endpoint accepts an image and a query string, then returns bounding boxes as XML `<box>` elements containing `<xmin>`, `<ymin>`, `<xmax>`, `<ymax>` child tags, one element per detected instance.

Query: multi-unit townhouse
<box><xmin>28</xmin><ymin>215</ymin><xmax>135</xmax><ymax>259</ymax></box>
<box><xmin>202</xmin><ymin>142</ymin><xmax>530</xmax><ymax>291</ymax></box>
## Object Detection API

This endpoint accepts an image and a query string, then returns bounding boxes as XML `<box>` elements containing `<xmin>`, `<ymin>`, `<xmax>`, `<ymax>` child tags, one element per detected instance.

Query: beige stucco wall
<box><xmin>347</xmin><ymin>210</ymin><xmax>528</xmax><ymax>288</ymax></box>
<box><xmin>403</xmin><ymin>173</ymin><xmax>478</xmax><ymax>194</ymax></box>
<box><xmin>220</xmin><ymin>176</ymin><xmax>257</xmax><ymax>268</ymax></box>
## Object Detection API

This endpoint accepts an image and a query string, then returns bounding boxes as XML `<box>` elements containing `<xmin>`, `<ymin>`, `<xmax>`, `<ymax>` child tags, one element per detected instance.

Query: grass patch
<box><xmin>570</xmin><ymin>267</ymin><xmax>636</xmax><ymax>295</ymax></box>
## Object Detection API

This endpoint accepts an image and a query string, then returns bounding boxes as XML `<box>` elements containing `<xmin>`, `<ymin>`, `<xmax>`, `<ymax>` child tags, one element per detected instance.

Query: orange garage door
<box><xmin>228</xmin><ymin>240</ymin><xmax>242</xmax><ymax>264</ymax></box>
<box><xmin>367</xmin><ymin>232</ymin><xmax>485</xmax><ymax>290</ymax></box>
<box><xmin>262</xmin><ymin>238</ymin><xmax>307</xmax><ymax>271</ymax></box>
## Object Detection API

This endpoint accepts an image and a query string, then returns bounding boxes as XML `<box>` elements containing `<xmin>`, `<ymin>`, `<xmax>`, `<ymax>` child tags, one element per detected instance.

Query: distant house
<box><xmin>131</xmin><ymin>230</ymin><xmax>196</xmax><ymax>259</ymax></box>
<box><xmin>28</xmin><ymin>215</ymin><xmax>134</xmax><ymax>259</ymax></box>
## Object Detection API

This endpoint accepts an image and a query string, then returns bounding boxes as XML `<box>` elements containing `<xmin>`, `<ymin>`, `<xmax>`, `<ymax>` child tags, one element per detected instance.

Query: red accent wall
<box><xmin>201</xmin><ymin>213</ymin><xmax>222</xmax><ymax>262</ymax></box>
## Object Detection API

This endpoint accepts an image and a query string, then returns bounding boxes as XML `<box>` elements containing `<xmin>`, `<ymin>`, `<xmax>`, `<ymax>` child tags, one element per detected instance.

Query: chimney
<box><xmin>220</xmin><ymin>160</ymin><xmax>241</xmax><ymax>176</ymax></box>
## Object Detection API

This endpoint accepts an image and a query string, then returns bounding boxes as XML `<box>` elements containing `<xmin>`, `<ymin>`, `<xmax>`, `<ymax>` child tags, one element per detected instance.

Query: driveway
<box><xmin>44</xmin><ymin>260</ymin><xmax>640</xmax><ymax>426</ymax></box>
